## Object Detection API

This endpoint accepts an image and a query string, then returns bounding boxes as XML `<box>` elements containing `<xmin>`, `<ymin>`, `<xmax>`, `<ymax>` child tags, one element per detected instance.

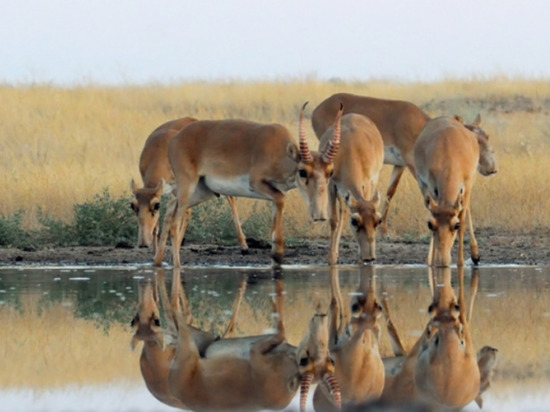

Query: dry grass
<box><xmin>1</xmin><ymin>78</ymin><xmax>549</xmax><ymax>236</ymax></box>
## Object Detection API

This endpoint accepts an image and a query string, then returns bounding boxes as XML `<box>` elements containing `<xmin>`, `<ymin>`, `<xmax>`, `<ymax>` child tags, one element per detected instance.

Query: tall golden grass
<box><xmin>1</xmin><ymin>78</ymin><xmax>549</xmax><ymax>236</ymax></box>
<box><xmin>2</xmin><ymin>280</ymin><xmax>548</xmax><ymax>388</ymax></box>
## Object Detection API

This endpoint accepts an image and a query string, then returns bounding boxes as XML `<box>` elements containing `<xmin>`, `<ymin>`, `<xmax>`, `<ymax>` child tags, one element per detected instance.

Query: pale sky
<box><xmin>2</xmin><ymin>0</ymin><xmax>549</xmax><ymax>85</ymax></box>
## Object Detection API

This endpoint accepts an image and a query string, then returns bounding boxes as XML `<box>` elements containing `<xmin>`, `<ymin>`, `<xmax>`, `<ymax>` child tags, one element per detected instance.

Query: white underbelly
<box><xmin>204</xmin><ymin>175</ymin><xmax>269</xmax><ymax>200</ymax></box>
<box><xmin>384</xmin><ymin>145</ymin><xmax>406</xmax><ymax>167</ymax></box>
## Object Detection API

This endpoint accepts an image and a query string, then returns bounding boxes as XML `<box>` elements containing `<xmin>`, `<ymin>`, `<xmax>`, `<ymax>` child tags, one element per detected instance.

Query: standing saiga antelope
<box><xmin>302</xmin><ymin>103</ymin><xmax>385</xmax><ymax>264</ymax></box>
<box><xmin>311</xmin><ymin>93</ymin><xmax>497</xmax><ymax>233</ymax></box>
<box><xmin>313</xmin><ymin>265</ymin><xmax>385</xmax><ymax>412</ymax></box>
<box><xmin>155</xmin><ymin>106</ymin><xmax>344</xmax><ymax>268</ymax></box>
<box><xmin>167</xmin><ymin>275</ymin><xmax>341</xmax><ymax>412</ymax></box>
<box><xmin>130</xmin><ymin>117</ymin><xmax>248</xmax><ymax>254</ymax></box>
<box><xmin>413</xmin><ymin>115</ymin><xmax>496</xmax><ymax>267</ymax></box>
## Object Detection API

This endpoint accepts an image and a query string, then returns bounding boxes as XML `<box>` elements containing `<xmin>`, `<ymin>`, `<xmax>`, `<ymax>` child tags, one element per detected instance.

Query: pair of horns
<box><xmin>299</xmin><ymin>102</ymin><xmax>343</xmax><ymax>163</ymax></box>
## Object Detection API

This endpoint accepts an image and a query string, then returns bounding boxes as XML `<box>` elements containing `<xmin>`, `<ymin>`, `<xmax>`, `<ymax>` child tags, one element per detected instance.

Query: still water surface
<box><xmin>1</xmin><ymin>264</ymin><xmax>549</xmax><ymax>411</ymax></box>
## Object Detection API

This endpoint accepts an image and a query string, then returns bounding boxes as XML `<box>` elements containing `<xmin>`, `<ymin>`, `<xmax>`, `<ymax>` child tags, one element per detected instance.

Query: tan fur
<box><xmin>414</xmin><ymin>116</ymin><xmax>488</xmax><ymax>266</ymax></box>
<box><xmin>313</xmin><ymin>265</ymin><xmax>385</xmax><ymax>411</ymax></box>
<box><xmin>413</xmin><ymin>267</ymin><xmax>481</xmax><ymax>409</ymax></box>
<box><xmin>130</xmin><ymin>117</ymin><xmax>249</xmax><ymax>254</ymax></box>
<box><xmin>155</xmin><ymin>106</ymin><xmax>344</xmax><ymax>268</ymax></box>
<box><xmin>319</xmin><ymin>113</ymin><xmax>385</xmax><ymax>264</ymax></box>
<box><xmin>167</xmin><ymin>275</ymin><xmax>339</xmax><ymax>412</ymax></box>
<box><xmin>311</xmin><ymin>93</ymin><xmax>496</xmax><ymax>232</ymax></box>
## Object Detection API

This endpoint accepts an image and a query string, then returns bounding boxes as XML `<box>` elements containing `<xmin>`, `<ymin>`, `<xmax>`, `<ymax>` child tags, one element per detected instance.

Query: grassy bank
<box><xmin>1</xmin><ymin>78</ymin><xmax>549</xmax><ymax>247</ymax></box>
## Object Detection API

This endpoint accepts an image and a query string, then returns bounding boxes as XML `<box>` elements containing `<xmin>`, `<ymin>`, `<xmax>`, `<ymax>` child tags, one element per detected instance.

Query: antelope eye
<box><xmin>130</xmin><ymin>203</ymin><xmax>138</xmax><ymax>213</ymax></box>
<box><xmin>427</xmin><ymin>221</ymin><xmax>435</xmax><ymax>231</ymax></box>
<box><xmin>153</xmin><ymin>318</ymin><xmax>161</xmax><ymax>327</ymax></box>
<box><xmin>299</xmin><ymin>357</ymin><xmax>309</xmax><ymax>367</ymax></box>
<box><xmin>453</xmin><ymin>222</ymin><xmax>461</xmax><ymax>231</ymax></box>
<box><xmin>375</xmin><ymin>217</ymin><xmax>382</xmax><ymax>227</ymax></box>
<box><xmin>454</xmin><ymin>304</ymin><xmax>460</xmax><ymax>312</ymax></box>
<box><xmin>351</xmin><ymin>302</ymin><xmax>360</xmax><ymax>313</ymax></box>
<box><xmin>351</xmin><ymin>217</ymin><xmax>360</xmax><ymax>227</ymax></box>
<box><xmin>299</xmin><ymin>169</ymin><xmax>308</xmax><ymax>179</ymax></box>
<box><xmin>428</xmin><ymin>303</ymin><xmax>435</xmax><ymax>314</ymax></box>
<box><xmin>130</xmin><ymin>315</ymin><xmax>138</xmax><ymax>327</ymax></box>
<box><xmin>152</xmin><ymin>202</ymin><xmax>161</xmax><ymax>211</ymax></box>
<box><xmin>328</xmin><ymin>170</ymin><xmax>334</xmax><ymax>178</ymax></box>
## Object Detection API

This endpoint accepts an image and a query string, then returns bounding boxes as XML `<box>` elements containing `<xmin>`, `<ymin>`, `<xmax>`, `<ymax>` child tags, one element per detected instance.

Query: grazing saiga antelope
<box><xmin>413</xmin><ymin>115</ymin><xmax>496</xmax><ymax>266</ymax></box>
<box><xmin>130</xmin><ymin>271</ymin><xmax>220</xmax><ymax>409</ymax></box>
<box><xmin>303</xmin><ymin>103</ymin><xmax>385</xmax><ymax>264</ymax></box>
<box><xmin>130</xmin><ymin>117</ymin><xmax>248</xmax><ymax>254</ymax></box>
<box><xmin>414</xmin><ymin>266</ymin><xmax>480</xmax><ymax>409</ymax></box>
<box><xmin>311</xmin><ymin>93</ymin><xmax>497</xmax><ymax>232</ymax></box>
<box><xmin>155</xmin><ymin>106</ymin><xmax>344</xmax><ymax>268</ymax></box>
<box><xmin>380</xmin><ymin>267</ymin><xmax>497</xmax><ymax>410</ymax></box>
<box><xmin>167</xmin><ymin>274</ymin><xmax>341</xmax><ymax>412</ymax></box>
<box><xmin>313</xmin><ymin>265</ymin><xmax>385</xmax><ymax>412</ymax></box>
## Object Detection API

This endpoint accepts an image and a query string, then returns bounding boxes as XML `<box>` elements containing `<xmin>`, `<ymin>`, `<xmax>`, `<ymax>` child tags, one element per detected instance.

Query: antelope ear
<box><xmin>453</xmin><ymin>115</ymin><xmax>464</xmax><ymax>124</ymax></box>
<box><xmin>425</xmin><ymin>194</ymin><xmax>438</xmax><ymax>211</ymax></box>
<box><xmin>454</xmin><ymin>192</ymin><xmax>464</xmax><ymax>212</ymax></box>
<box><xmin>371</xmin><ymin>191</ymin><xmax>381</xmax><ymax>208</ymax></box>
<box><xmin>346</xmin><ymin>195</ymin><xmax>359</xmax><ymax>209</ymax></box>
<box><xmin>472</xmin><ymin>113</ymin><xmax>482</xmax><ymax>128</ymax></box>
<box><xmin>154</xmin><ymin>179</ymin><xmax>165</xmax><ymax>197</ymax></box>
<box><xmin>130</xmin><ymin>178</ymin><xmax>140</xmax><ymax>194</ymax></box>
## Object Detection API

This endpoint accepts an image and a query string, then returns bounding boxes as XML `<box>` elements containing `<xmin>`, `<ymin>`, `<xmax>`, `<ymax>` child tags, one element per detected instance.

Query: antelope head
<box><xmin>425</xmin><ymin>193</ymin><xmax>463</xmax><ymax>267</ymax></box>
<box><xmin>130</xmin><ymin>278</ymin><xmax>164</xmax><ymax>350</ymax></box>
<box><xmin>459</xmin><ymin>114</ymin><xmax>497</xmax><ymax>177</ymax></box>
<box><xmin>347</xmin><ymin>192</ymin><xmax>382</xmax><ymax>263</ymax></box>
<box><xmin>130</xmin><ymin>178</ymin><xmax>165</xmax><ymax>249</ymax></box>
<box><xmin>296</xmin><ymin>101</ymin><xmax>343</xmax><ymax>221</ymax></box>
<box><xmin>297</xmin><ymin>311</ymin><xmax>341</xmax><ymax>412</ymax></box>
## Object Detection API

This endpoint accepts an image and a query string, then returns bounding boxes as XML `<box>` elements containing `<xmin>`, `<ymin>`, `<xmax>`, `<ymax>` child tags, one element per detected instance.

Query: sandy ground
<box><xmin>0</xmin><ymin>228</ymin><xmax>548</xmax><ymax>267</ymax></box>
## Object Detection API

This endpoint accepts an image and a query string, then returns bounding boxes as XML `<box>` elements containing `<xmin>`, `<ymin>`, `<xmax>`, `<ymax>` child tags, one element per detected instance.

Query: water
<box><xmin>1</xmin><ymin>264</ymin><xmax>549</xmax><ymax>411</ymax></box>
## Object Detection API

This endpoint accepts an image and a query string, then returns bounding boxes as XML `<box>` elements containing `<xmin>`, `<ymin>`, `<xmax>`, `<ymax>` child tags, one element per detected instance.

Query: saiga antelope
<box><xmin>379</xmin><ymin>267</ymin><xmax>497</xmax><ymax>410</ymax></box>
<box><xmin>303</xmin><ymin>104</ymin><xmax>385</xmax><ymax>264</ymax></box>
<box><xmin>155</xmin><ymin>108</ymin><xmax>343</xmax><ymax>268</ymax></box>
<box><xmin>414</xmin><ymin>266</ymin><xmax>480</xmax><ymax>409</ymax></box>
<box><xmin>130</xmin><ymin>117</ymin><xmax>248</xmax><ymax>254</ymax></box>
<box><xmin>413</xmin><ymin>115</ymin><xmax>496</xmax><ymax>266</ymax></box>
<box><xmin>313</xmin><ymin>265</ymin><xmax>385</xmax><ymax>412</ymax></box>
<box><xmin>167</xmin><ymin>275</ymin><xmax>341</xmax><ymax>412</ymax></box>
<box><xmin>311</xmin><ymin>93</ymin><xmax>497</xmax><ymax>232</ymax></box>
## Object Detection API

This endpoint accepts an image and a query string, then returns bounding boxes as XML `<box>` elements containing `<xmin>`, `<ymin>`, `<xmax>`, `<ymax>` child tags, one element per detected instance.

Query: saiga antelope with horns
<box><xmin>302</xmin><ymin>103</ymin><xmax>385</xmax><ymax>264</ymax></box>
<box><xmin>130</xmin><ymin>117</ymin><xmax>249</xmax><ymax>254</ymax></box>
<box><xmin>155</xmin><ymin>107</ymin><xmax>343</xmax><ymax>267</ymax></box>
<box><xmin>311</xmin><ymin>93</ymin><xmax>497</xmax><ymax>233</ymax></box>
<box><xmin>313</xmin><ymin>265</ymin><xmax>385</xmax><ymax>411</ymax></box>
<box><xmin>168</xmin><ymin>276</ymin><xmax>341</xmax><ymax>412</ymax></box>
<box><xmin>413</xmin><ymin>115</ymin><xmax>495</xmax><ymax>266</ymax></box>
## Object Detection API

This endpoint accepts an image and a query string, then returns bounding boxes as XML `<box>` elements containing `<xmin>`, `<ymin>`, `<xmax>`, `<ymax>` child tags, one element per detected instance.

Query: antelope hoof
<box><xmin>472</xmin><ymin>254</ymin><xmax>481</xmax><ymax>266</ymax></box>
<box><xmin>272</xmin><ymin>253</ymin><xmax>284</xmax><ymax>267</ymax></box>
<box><xmin>241</xmin><ymin>248</ymin><xmax>250</xmax><ymax>256</ymax></box>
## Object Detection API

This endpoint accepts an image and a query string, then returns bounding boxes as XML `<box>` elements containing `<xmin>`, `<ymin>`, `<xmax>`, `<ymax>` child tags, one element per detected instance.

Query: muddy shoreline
<box><xmin>0</xmin><ymin>228</ymin><xmax>548</xmax><ymax>267</ymax></box>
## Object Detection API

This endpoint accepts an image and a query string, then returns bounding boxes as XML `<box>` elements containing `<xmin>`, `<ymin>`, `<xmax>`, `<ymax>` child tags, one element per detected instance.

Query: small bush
<box><xmin>0</xmin><ymin>210</ymin><xmax>32</xmax><ymax>248</ymax></box>
<box><xmin>72</xmin><ymin>189</ymin><xmax>136</xmax><ymax>246</ymax></box>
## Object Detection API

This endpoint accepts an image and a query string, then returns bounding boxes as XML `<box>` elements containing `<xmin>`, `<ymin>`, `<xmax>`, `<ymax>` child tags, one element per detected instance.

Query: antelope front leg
<box><xmin>467</xmin><ymin>208</ymin><xmax>480</xmax><ymax>265</ymax></box>
<box><xmin>328</xmin><ymin>189</ymin><xmax>344</xmax><ymax>265</ymax></box>
<box><xmin>153</xmin><ymin>196</ymin><xmax>177</xmax><ymax>266</ymax></box>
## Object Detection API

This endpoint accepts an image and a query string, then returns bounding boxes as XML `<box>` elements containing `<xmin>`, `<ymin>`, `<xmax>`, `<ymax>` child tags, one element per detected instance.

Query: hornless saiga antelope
<box><xmin>301</xmin><ymin>103</ymin><xmax>385</xmax><ymax>264</ymax></box>
<box><xmin>130</xmin><ymin>117</ymin><xmax>249</xmax><ymax>254</ymax></box>
<box><xmin>167</xmin><ymin>270</ymin><xmax>341</xmax><ymax>412</ymax></box>
<box><xmin>130</xmin><ymin>269</ymin><xmax>223</xmax><ymax>409</ymax></box>
<box><xmin>413</xmin><ymin>115</ymin><xmax>496</xmax><ymax>266</ymax></box>
<box><xmin>312</xmin><ymin>265</ymin><xmax>385</xmax><ymax>412</ymax></box>
<box><xmin>379</xmin><ymin>267</ymin><xmax>498</xmax><ymax>410</ymax></box>
<box><xmin>311</xmin><ymin>93</ymin><xmax>497</xmax><ymax>233</ymax></box>
<box><xmin>154</xmin><ymin>106</ymin><xmax>344</xmax><ymax>268</ymax></box>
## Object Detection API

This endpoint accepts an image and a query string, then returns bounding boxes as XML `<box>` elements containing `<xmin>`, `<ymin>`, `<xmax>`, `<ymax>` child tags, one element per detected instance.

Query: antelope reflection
<box><xmin>131</xmin><ymin>268</ymin><xmax>340</xmax><ymax>411</ymax></box>
<box><xmin>313</xmin><ymin>265</ymin><xmax>385</xmax><ymax>411</ymax></box>
<box><xmin>381</xmin><ymin>266</ymin><xmax>498</xmax><ymax>410</ymax></box>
